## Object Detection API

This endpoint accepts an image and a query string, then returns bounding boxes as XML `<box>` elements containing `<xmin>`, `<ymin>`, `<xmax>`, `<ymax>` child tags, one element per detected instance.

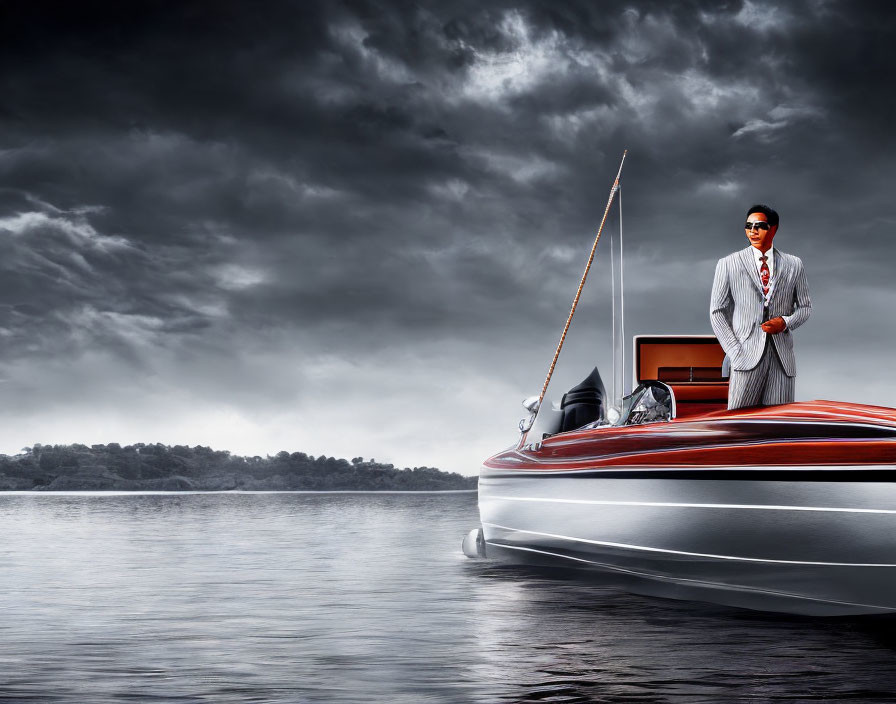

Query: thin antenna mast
<box><xmin>619</xmin><ymin>184</ymin><xmax>626</xmax><ymax>397</ymax></box>
<box><xmin>610</xmin><ymin>234</ymin><xmax>617</xmax><ymax>405</ymax></box>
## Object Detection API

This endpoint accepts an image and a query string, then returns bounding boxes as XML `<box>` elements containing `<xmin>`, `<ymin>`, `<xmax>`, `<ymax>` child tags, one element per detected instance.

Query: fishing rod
<box><xmin>519</xmin><ymin>149</ymin><xmax>627</xmax><ymax>446</ymax></box>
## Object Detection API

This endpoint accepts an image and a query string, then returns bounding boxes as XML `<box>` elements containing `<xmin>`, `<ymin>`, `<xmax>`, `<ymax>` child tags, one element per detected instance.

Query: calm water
<box><xmin>2</xmin><ymin>492</ymin><xmax>896</xmax><ymax>703</ymax></box>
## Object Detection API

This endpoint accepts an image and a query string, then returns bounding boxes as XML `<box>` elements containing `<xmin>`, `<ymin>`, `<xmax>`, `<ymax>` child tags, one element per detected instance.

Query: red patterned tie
<box><xmin>759</xmin><ymin>255</ymin><xmax>770</xmax><ymax>296</ymax></box>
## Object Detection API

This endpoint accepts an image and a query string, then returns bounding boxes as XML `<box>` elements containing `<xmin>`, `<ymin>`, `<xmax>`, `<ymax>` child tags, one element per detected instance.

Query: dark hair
<box><xmin>745</xmin><ymin>203</ymin><xmax>779</xmax><ymax>228</ymax></box>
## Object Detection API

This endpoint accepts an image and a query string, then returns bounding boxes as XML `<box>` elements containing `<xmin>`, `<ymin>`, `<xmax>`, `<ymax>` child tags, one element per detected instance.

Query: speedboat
<box><xmin>465</xmin><ymin>334</ymin><xmax>896</xmax><ymax>616</ymax></box>
<box><xmin>463</xmin><ymin>152</ymin><xmax>896</xmax><ymax>616</ymax></box>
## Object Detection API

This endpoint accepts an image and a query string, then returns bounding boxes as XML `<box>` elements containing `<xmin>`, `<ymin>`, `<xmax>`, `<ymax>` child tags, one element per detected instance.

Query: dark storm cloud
<box><xmin>1</xmin><ymin>0</ymin><xmax>896</xmax><ymax>467</ymax></box>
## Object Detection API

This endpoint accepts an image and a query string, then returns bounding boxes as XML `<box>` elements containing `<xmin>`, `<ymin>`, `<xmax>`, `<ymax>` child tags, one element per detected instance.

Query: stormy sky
<box><xmin>1</xmin><ymin>0</ymin><xmax>895</xmax><ymax>473</ymax></box>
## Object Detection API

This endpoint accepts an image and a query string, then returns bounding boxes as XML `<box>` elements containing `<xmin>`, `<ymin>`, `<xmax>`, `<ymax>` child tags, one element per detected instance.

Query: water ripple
<box><xmin>0</xmin><ymin>493</ymin><xmax>894</xmax><ymax>702</ymax></box>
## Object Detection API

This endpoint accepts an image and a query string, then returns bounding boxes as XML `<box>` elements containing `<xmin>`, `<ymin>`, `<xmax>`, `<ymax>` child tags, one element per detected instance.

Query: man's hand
<box><xmin>761</xmin><ymin>317</ymin><xmax>787</xmax><ymax>334</ymax></box>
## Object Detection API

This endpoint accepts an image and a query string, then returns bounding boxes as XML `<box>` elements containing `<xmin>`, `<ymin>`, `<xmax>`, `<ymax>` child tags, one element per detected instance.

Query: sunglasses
<box><xmin>744</xmin><ymin>221</ymin><xmax>771</xmax><ymax>231</ymax></box>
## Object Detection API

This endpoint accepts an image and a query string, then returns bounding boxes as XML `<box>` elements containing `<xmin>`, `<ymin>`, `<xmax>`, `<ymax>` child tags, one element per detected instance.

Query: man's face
<box><xmin>744</xmin><ymin>211</ymin><xmax>777</xmax><ymax>252</ymax></box>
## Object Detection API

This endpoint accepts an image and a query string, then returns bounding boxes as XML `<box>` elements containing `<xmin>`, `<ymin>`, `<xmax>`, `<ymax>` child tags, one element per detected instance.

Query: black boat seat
<box><xmin>558</xmin><ymin>367</ymin><xmax>607</xmax><ymax>433</ymax></box>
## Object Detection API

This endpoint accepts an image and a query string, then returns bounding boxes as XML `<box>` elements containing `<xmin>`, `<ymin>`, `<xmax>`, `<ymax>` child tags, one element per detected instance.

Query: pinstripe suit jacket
<box><xmin>710</xmin><ymin>246</ymin><xmax>811</xmax><ymax>376</ymax></box>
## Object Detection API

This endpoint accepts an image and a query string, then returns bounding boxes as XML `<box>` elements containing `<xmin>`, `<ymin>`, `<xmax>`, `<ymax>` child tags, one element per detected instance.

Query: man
<box><xmin>710</xmin><ymin>204</ymin><xmax>811</xmax><ymax>410</ymax></box>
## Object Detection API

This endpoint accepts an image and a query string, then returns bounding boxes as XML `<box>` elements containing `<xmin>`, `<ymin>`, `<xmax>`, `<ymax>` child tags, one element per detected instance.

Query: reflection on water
<box><xmin>0</xmin><ymin>492</ymin><xmax>894</xmax><ymax>702</ymax></box>
<box><xmin>471</xmin><ymin>563</ymin><xmax>896</xmax><ymax>702</ymax></box>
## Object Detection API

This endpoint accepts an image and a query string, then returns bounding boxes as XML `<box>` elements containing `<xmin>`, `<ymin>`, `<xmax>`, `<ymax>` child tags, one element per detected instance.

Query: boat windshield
<box><xmin>613</xmin><ymin>381</ymin><xmax>675</xmax><ymax>426</ymax></box>
<box><xmin>557</xmin><ymin>380</ymin><xmax>676</xmax><ymax>436</ymax></box>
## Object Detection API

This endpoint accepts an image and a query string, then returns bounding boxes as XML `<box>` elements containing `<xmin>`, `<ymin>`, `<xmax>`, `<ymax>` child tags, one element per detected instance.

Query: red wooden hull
<box><xmin>484</xmin><ymin>400</ymin><xmax>896</xmax><ymax>475</ymax></box>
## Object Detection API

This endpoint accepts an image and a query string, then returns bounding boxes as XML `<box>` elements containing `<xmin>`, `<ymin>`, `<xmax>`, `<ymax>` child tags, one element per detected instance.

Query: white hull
<box><xmin>478</xmin><ymin>468</ymin><xmax>896</xmax><ymax>615</ymax></box>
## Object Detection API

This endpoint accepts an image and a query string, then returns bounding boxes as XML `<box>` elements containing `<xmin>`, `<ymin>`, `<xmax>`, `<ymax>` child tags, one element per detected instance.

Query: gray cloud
<box><xmin>1</xmin><ymin>0</ymin><xmax>895</xmax><ymax>471</ymax></box>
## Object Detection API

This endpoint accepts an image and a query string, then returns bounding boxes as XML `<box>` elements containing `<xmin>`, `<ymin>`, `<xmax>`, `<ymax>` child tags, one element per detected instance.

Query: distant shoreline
<box><xmin>0</xmin><ymin>489</ymin><xmax>477</xmax><ymax>495</ymax></box>
<box><xmin>1</xmin><ymin>443</ymin><xmax>478</xmax><ymax>492</ymax></box>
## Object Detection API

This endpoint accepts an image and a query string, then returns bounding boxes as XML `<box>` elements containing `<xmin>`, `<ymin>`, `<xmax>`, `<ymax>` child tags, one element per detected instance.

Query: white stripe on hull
<box><xmin>483</xmin><ymin>521</ymin><xmax>896</xmax><ymax>567</ymax></box>
<box><xmin>489</xmin><ymin>495</ymin><xmax>896</xmax><ymax>515</ymax></box>
<box><xmin>487</xmin><ymin>542</ymin><xmax>895</xmax><ymax>615</ymax></box>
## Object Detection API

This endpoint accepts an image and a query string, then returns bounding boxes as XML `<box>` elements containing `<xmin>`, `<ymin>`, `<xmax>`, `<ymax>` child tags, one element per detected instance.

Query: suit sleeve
<box><xmin>710</xmin><ymin>258</ymin><xmax>740</xmax><ymax>356</ymax></box>
<box><xmin>782</xmin><ymin>258</ymin><xmax>811</xmax><ymax>331</ymax></box>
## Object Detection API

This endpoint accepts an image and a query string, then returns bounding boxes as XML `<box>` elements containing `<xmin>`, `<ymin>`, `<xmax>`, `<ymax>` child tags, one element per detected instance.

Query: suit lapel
<box><xmin>737</xmin><ymin>247</ymin><xmax>764</xmax><ymax>295</ymax></box>
<box><xmin>769</xmin><ymin>248</ymin><xmax>791</xmax><ymax>305</ymax></box>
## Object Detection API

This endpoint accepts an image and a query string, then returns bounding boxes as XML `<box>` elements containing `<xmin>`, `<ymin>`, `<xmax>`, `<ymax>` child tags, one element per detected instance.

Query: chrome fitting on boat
<box><xmin>518</xmin><ymin>395</ymin><xmax>540</xmax><ymax>432</ymax></box>
<box><xmin>462</xmin><ymin>527</ymin><xmax>487</xmax><ymax>559</ymax></box>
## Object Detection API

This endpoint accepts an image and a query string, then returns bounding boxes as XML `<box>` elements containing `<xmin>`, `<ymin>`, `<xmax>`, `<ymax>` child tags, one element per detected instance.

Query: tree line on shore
<box><xmin>0</xmin><ymin>443</ymin><xmax>478</xmax><ymax>491</ymax></box>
